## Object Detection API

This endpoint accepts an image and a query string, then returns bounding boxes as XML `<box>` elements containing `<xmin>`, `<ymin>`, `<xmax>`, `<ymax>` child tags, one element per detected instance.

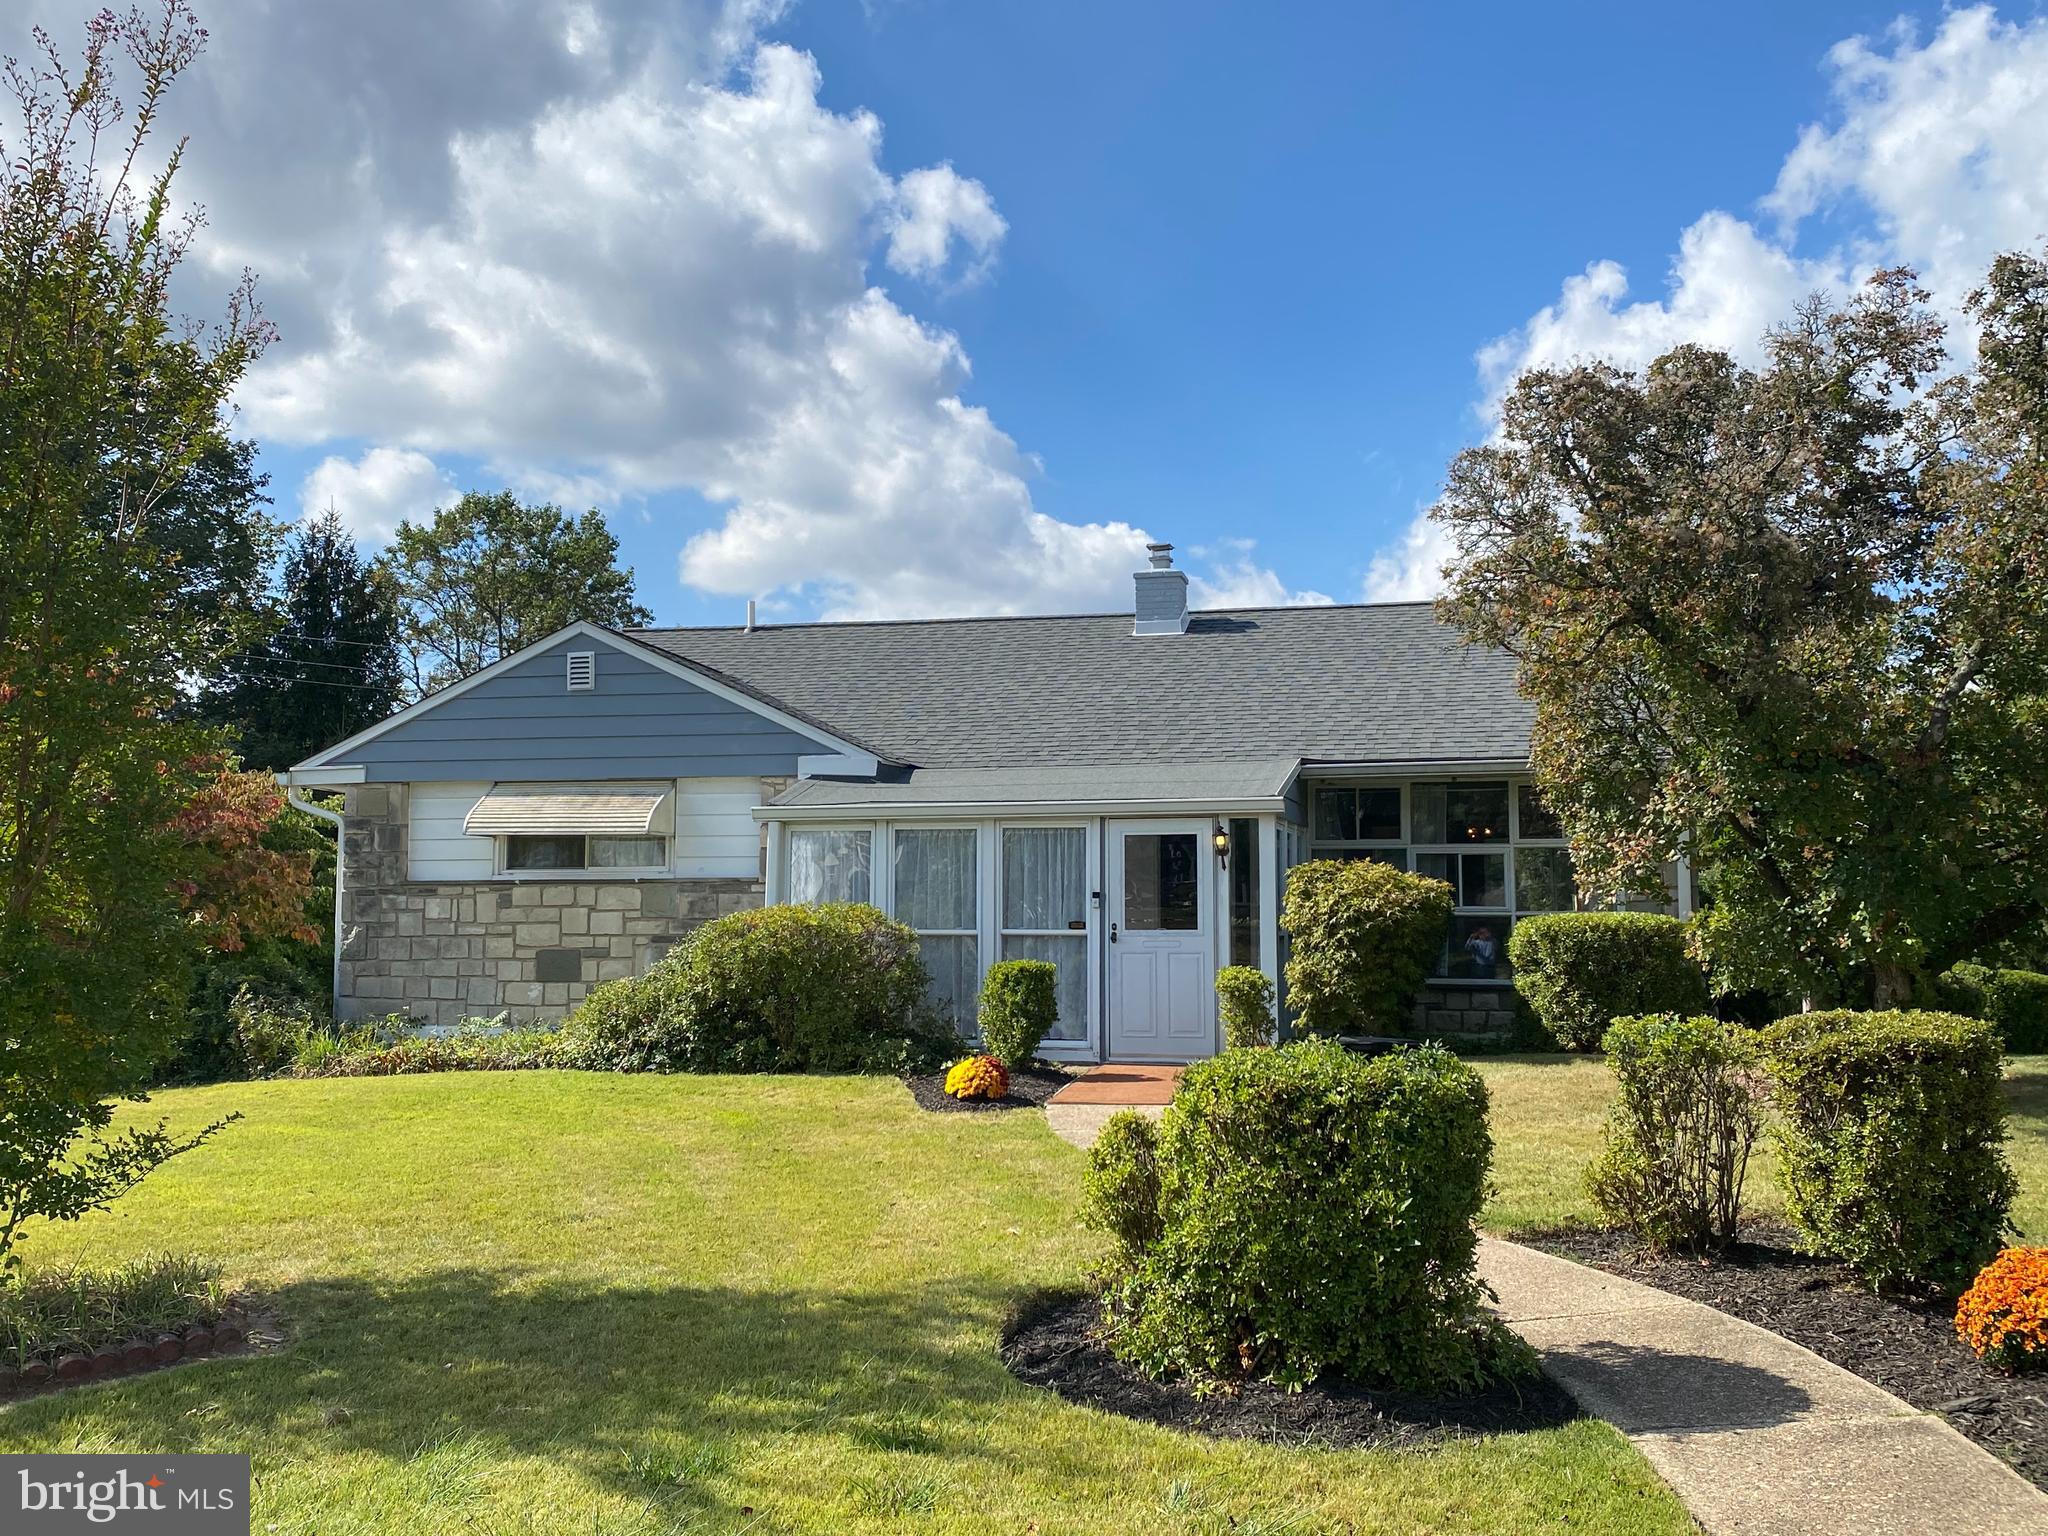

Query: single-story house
<box><xmin>280</xmin><ymin>544</ymin><xmax>1690</xmax><ymax>1061</ymax></box>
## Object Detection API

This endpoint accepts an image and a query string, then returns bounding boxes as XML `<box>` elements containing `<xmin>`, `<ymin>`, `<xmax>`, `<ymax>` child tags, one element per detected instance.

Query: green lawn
<box><xmin>1476</xmin><ymin>1053</ymin><xmax>2048</xmax><ymax>1239</ymax></box>
<box><xmin>0</xmin><ymin>1073</ymin><xmax>1689</xmax><ymax>1536</ymax></box>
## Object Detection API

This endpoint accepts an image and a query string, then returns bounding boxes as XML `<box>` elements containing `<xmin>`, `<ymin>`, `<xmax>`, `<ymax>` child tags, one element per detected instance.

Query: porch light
<box><xmin>1213</xmin><ymin>822</ymin><xmax>1230</xmax><ymax>866</ymax></box>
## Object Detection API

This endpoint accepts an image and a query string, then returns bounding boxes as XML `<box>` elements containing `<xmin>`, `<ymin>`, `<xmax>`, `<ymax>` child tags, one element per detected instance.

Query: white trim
<box><xmin>275</xmin><ymin>766</ymin><xmax>366</xmax><ymax>787</ymax></box>
<box><xmin>292</xmin><ymin>621</ymin><xmax>877</xmax><ymax>772</ymax></box>
<box><xmin>798</xmin><ymin>751</ymin><xmax>882</xmax><ymax>779</ymax></box>
<box><xmin>757</xmin><ymin>794</ymin><xmax>1288</xmax><ymax>822</ymax></box>
<box><xmin>1303</xmin><ymin>757</ymin><xmax>1529</xmax><ymax>778</ymax></box>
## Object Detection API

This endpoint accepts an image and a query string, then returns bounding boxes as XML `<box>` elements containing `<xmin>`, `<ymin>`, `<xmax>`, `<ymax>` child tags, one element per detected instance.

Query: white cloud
<box><xmin>886</xmin><ymin>164</ymin><xmax>1007</xmax><ymax>285</ymax></box>
<box><xmin>298</xmin><ymin>447</ymin><xmax>457</xmax><ymax>543</ymax></box>
<box><xmin>1377</xmin><ymin>3</ymin><xmax>2048</xmax><ymax>603</ymax></box>
<box><xmin>6</xmin><ymin>0</ymin><xmax>1311</xmax><ymax>621</ymax></box>
<box><xmin>1186</xmin><ymin>540</ymin><xmax>1334</xmax><ymax>610</ymax></box>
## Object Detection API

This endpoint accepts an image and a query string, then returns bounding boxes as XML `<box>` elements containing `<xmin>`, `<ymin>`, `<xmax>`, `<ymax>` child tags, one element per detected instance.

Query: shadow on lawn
<box><xmin>4</xmin><ymin>1267</ymin><xmax>1043</xmax><ymax>1528</ymax></box>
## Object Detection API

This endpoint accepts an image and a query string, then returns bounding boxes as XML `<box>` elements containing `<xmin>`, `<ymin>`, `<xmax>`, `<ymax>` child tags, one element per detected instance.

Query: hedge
<box><xmin>977</xmin><ymin>959</ymin><xmax>1058</xmax><ymax>1069</ymax></box>
<box><xmin>1280</xmin><ymin>860</ymin><xmax>1453</xmax><ymax>1036</ymax></box>
<box><xmin>1936</xmin><ymin>963</ymin><xmax>2048</xmax><ymax>1054</ymax></box>
<box><xmin>1760</xmin><ymin>1009</ymin><xmax>2016</xmax><ymax>1294</ymax></box>
<box><xmin>1508</xmin><ymin>912</ymin><xmax>1708</xmax><ymax>1051</ymax></box>
<box><xmin>1214</xmin><ymin>965</ymin><xmax>1276</xmax><ymax>1049</ymax></box>
<box><xmin>563</xmin><ymin>903</ymin><xmax>953</xmax><ymax>1075</ymax></box>
<box><xmin>1082</xmin><ymin>1039</ymin><xmax>1531</xmax><ymax>1392</ymax></box>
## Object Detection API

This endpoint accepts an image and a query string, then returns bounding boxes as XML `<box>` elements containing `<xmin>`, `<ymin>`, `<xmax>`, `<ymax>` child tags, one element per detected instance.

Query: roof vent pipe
<box><xmin>744</xmin><ymin>599</ymin><xmax>756</xmax><ymax>632</ymax></box>
<box><xmin>1133</xmin><ymin>542</ymin><xmax>1189</xmax><ymax>636</ymax></box>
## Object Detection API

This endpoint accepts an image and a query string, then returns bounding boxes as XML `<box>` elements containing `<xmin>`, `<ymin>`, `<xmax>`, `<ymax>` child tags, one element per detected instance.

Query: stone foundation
<box><xmin>337</xmin><ymin>784</ymin><xmax>765</xmax><ymax>1026</ymax></box>
<box><xmin>1411</xmin><ymin>983</ymin><xmax>1519</xmax><ymax>1039</ymax></box>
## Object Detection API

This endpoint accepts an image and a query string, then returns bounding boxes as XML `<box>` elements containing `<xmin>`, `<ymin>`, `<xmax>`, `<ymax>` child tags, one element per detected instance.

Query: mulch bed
<box><xmin>0</xmin><ymin>1306</ymin><xmax>279</xmax><ymax>1401</ymax></box>
<box><xmin>1001</xmin><ymin>1290</ymin><xmax>1581</xmax><ymax>1449</ymax></box>
<box><xmin>1527</xmin><ymin>1223</ymin><xmax>2048</xmax><ymax>1489</ymax></box>
<box><xmin>903</xmin><ymin>1062</ymin><xmax>1075</xmax><ymax>1113</ymax></box>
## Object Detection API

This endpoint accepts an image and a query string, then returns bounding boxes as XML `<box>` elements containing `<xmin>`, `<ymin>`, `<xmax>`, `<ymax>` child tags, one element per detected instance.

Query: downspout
<box><xmin>283</xmin><ymin>781</ymin><xmax>345</xmax><ymax>1017</ymax></box>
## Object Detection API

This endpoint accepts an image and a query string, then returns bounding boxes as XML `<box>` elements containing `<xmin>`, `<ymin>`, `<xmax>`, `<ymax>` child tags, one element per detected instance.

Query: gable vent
<box><xmin>565</xmin><ymin>651</ymin><xmax>596</xmax><ymax>692</ymax></box>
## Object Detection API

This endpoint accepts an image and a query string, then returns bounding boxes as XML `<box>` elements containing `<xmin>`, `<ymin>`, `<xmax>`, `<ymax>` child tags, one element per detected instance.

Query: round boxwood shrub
<box><xmin>1761</xmin><ymin>1009</ymin><xmax>2017</xmax><ymax>1294</ymax></box>
<box><xmin>1280</xmin><ymin>860</ymin><xmax>1454</xmax><ymax>1037</ymax></box>
<box><xmin>1508</xmin><ymin>912</ymin><xmax>1708</xmax><ymax>1051</ymax></box>
<box><xmin>1082</xmin><ymin>1039</ymin><xmax>1531</xmax><ymax>1392</ymax></box>
<box><xmin>977</xmin><ymin>959</ymin><xmax>1058</xmax><ymax>1069</ymax></box>
<box><xmin>1936</xmin><ymin>963</ymin><xmax>2048</xmax><ymax>1054</ymax></box>
<box><xmin>563</xmin><ymin>903</ymin><xmax>953</xmax><ymax>1074</ymax></box>
<box><xmin>1214</xmin><ymin>964</ymin><xmax>1276</xmax><ymax>1049</ymax></box>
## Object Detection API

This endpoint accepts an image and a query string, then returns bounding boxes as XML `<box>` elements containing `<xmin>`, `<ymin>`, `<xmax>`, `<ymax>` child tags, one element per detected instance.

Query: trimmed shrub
<box><xmin>561</xmin><ymin>903</ymin><xmax>953</xmax><ymax>1075</ymax></box>
<box><xmin>1586</xmin><ymin>1014</ymin><xmax>1762</xmax><ymax>1252</ymax></box>
<box><xmin>1936</xmin><ymin>963</ymin><xmax>2048</xmax><ymax>1054</ymax></box>
<box><xmin>1956</xmin><ymin>1247</ymin><xmax>2048</xmax><ymax>1372</ymax></box>
<box><xmin>944</xmin><ymin>1054</ymin><xmax>1010</xmax><ymax>1101</ymax></box>
<box><xmin>1215</xmin><ymin>965</ymin><xmax>1276</xmax><ymax>1049</ymax></box>
<box><xmin>978</xmin><ymin>959</ymin><xmax>1058</xmax><ymax>1069</ymax></box>
<box><xmin>1508</xmin><ymin>913</ymin><xmax>1708</xmax><ymax>1051</ymax></box>
<box><xmin>1281</xmin><ymin>860</ymin><xmax>1454</xmax><ymax>1036</ymax></box>
<box><xmin>1087</xmin><ymin>1039</ymin><xmax>1531</xmax><ymax>1392</ymax></box>
<box><xmin>1761</xmin><ymin>1009</ymin><xmax>2017</xmax><ymax>1294</ymax></box>
<box><xmin>1079</xmin><ymin>1111</ymin><xmax>1162</xmax><ymax>1264</ymax></box>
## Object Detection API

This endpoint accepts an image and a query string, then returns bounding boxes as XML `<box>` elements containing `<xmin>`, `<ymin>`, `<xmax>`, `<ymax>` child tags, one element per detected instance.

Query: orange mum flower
<box><xmin>1956</xmin><ymin>1247</ymin><xmax>2048</xmax><ymax>1373</ymax></box>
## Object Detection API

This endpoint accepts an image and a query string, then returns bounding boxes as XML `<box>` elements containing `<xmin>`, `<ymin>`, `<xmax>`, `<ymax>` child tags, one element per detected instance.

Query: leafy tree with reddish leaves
<box><xmin>1434</xmin><ymin>256</ymin><xmax>2048</xmax><ymax>1008</ymax></box>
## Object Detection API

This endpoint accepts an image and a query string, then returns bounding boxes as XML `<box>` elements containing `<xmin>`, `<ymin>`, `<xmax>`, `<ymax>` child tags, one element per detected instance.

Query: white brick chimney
<box><xmin>1133</xmin><ymin>543</ymin><xmax>1189</xmax><ymax>635</ymax></box>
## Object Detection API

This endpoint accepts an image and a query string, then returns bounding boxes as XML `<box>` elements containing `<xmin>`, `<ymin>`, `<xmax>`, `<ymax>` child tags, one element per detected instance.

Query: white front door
<box><xmin>1107</xmin><ymin>819</ymin><xmax>1216</xmax><ymax>1061</ymax></box>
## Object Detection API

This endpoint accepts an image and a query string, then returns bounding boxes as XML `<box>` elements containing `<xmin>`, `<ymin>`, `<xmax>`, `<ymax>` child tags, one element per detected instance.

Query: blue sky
<box><xmin>51</xmin><ymin>0</ymin><xmax>2046</xmax><ymax>626</ymax></box>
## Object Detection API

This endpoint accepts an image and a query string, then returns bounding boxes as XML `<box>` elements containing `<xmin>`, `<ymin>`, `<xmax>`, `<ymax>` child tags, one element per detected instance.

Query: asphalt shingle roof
<box><xmin>627</xmin><ymin>602</ymin><xmax>1534</xmax><ymax>770</ymax></box>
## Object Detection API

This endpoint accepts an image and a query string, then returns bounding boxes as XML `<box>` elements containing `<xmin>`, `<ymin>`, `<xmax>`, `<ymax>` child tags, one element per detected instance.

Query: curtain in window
<box><xmin>1001</xmin><ymin>827</ymin><xmax>1088</xmax><ymax>1041</ymax></box>
<box><xmin>895</xmin><ymin>828</ymin><xmax>979</xmax><ymax>1031</ymax></box>
<box><xmin>1002</xmin><ymin>827</ymin><xmax>1087</xmax><ymax>929</ymax></box>
<box><xmin>894</xmin><ymin>828</ymin><xmax>977</xmax><ymax>931</ymax></box>
<box><xmin>590</xmin><ymin>835</ymin><xmax>665</xmax><ymax>868</ymax></box>
<box><xmin>788</xmin><ymin>829</ymin><xmax>872</xmax><ymax>905</ymax></box>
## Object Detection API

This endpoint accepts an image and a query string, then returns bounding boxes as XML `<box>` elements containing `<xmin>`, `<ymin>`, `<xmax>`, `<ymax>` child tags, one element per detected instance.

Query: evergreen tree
<box><xmin>200</xmin><ymin>512</ymin><xmax>406</xmax><ymax>769</ymax></box>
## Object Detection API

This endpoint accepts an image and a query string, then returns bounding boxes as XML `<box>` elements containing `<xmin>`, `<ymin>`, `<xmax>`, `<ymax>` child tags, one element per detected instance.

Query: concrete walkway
<box><xmin>1479</xmin><ymin>1239</ymin><xmax>2048</xmax><ymax>1535</ymax></box>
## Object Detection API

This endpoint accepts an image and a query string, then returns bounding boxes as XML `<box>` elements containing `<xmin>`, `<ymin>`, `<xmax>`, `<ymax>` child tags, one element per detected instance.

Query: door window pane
<box><xmin>1123</xmin><ymin>833</ymin><xmax>1198</xmax><ymax>931</ymax></box>
<box><xmin>893</xmin><ymin>828</ymin><xmax>977</xmax><ymax>931</ymax></box>
<box><xmin>506</xmin><ymin>834</ymin><xmax>584</xmax><ymax>870</ymax></box>
<box><xmin>1002</xmin><ymin>827</ymin><xmax>1087</xmax><ymax>930</ymax></box>
<box><xmin>1002</xmin><ymin>934</ymin><xmax>1086</xmax><ymax>1040</ymax></box>
<box><xmin>788</xmin><ymin>828</ymin><xmax>872</xmax><ymax>905</ymax></box>
<box><xmin>917</xmin><ymin>934</ymin><xmax>979</xmax><ymax>1033</ymax></box>
<box><xmin>1516</xmin><ymin>847</ymin><xmax>1576</xmax><ymax>912</ymax></box>
<box><xmin>1516</xmin><ymin>784</ymin><xmax>1564</xmax><ymax>840</ymax></box>
<box><xmin>1228</xmin><ymin>817</ymin><xmax>1259</xmax><ymax>968</ymax></box>
<box><xmin>1412</xmin><ymin>782</ymin><xmax>1509</xmax><ymax>844</ymax></box>
<box><xmin>591</xmin><ymin>835</ymin><xmax>665</xmax><ymax>868</ymax></box>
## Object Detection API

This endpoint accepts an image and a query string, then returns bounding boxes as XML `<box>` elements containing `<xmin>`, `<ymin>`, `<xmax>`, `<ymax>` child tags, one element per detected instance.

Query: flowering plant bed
<box><xmin>902</xmin><ymin>1062</ymin><xmax>1074</xmax><ymax>1114</ymax></box>
<box><xmin>1528</xmin><ymin>1223</ymin><xmax>2048</xmax><ymax>1490</ymax></box>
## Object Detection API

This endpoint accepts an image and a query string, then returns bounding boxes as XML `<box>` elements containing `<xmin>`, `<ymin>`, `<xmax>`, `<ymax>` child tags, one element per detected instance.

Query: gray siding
<box><xmin>327</xmin><ymin>636</ymin><xmax>837</xmax><ymax>782</ymax></box>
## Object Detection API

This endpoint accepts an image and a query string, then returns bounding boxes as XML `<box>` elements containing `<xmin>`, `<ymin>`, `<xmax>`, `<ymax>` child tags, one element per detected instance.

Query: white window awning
<box><xmin>464</xmin><ymin>783</ymin><xmax>674</xmax><ymax>837</ymax></box>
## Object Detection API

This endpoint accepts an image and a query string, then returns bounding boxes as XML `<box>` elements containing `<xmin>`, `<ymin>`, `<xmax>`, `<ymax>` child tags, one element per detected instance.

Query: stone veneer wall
<box><xmin>1410</xmin><ymin>983</ymin><xmax>1519</xmax><ymax>1039</ymax></box>
<box><xmin>337</xmin><ymin>783</ymin><xmax>775</xmax><ymax>1027</ymax></box>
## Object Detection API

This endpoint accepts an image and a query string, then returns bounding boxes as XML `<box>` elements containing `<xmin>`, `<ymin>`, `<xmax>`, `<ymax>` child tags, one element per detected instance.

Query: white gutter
<box><xmin>279</xmin><ymin>773</ymin><xmax>345</xmax><ymax>1017</ymax></box>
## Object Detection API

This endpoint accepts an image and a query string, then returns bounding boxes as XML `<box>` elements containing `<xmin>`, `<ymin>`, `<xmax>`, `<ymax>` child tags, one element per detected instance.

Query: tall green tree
<box><xmin>1433</xmin><ymin>257</ymin><xmax>2048</xmax><ymax>1008</ymax></box>
<box><xmin>0</xmin><ymin>3</ymin><xmax>260</xmax><ymax>1269</ymax></box>
<box><xmin>384</xmin><ymin>491</ymin><xmax>653</xmax><ymax>693</ymax></box>
<box><xmin>199</xmin><ymin>511</ymin><xmax>406</xmax><ymax>769</ymax></box>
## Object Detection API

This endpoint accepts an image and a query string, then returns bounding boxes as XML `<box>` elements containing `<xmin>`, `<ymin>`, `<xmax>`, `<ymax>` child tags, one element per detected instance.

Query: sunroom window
<box><xmin>894</xmin><ymin>827</ymin><xmax>978</xmax><ymax>1030</ymax></box>
<box><xmin>1000</xmin><ymin>826</ymin><xmax>1088</xmax><ymax>1042</ymax></box>
<box><xmin>787</xmin><ymin>828</ymin><xmax>872</xmax><ymax>905</ymax></box>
